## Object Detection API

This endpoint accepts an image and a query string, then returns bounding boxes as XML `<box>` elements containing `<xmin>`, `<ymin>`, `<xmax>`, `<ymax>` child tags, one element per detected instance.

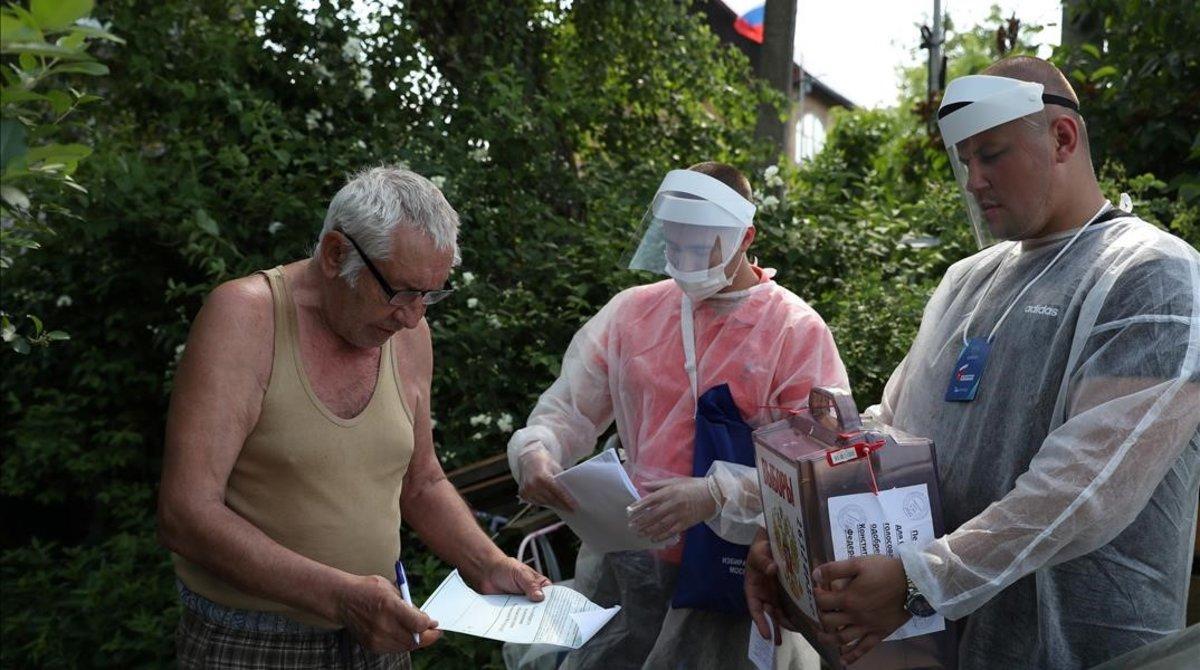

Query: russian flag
<box><xmin>721</xmin><ymin>0</ymin><xmax>765</xmax><ymax>44</ymax></box>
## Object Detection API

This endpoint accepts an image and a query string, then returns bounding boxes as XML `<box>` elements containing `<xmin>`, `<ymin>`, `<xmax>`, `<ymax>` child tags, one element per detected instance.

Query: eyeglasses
<box><xmin>336</xmin><ymin>229</ymin><xmax>455</xmax><ymax>307</ymax></box>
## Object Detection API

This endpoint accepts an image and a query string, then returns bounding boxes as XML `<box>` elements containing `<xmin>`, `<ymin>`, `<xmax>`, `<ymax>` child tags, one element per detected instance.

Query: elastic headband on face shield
<box><xmin>654</xmin><ymin>170</ymin><xmax>756</xmax><ymax>227</ymax></box>
<box><xmin>938</xmin><ymin>93</ymin><xmax>1079</xmax><ymax>120</ymax></box>
<box><xmin>937</xmin><ymin>75</ymin><xmax>1081</xmax><ymax>147</ymax></box>
<box><xmin>652</xmin><ymin>193</ymin><xmax>747</xmax><ymax>229</ymax></box>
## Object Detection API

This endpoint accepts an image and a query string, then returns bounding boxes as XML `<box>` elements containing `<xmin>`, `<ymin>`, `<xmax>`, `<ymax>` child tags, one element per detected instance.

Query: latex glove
<box><xmin>627</xmin><ymin>476</ymin><xmax>720</xmax><ymax>543</ymax></box>
<box><xmin>517</xmin><ymin>448</ymin><xmax>577</xmax><ymax>511</ymax></box>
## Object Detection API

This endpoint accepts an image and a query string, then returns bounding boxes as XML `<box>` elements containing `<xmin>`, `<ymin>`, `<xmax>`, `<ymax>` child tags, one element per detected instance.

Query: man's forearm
<box><xmin>161</xmin><ymin>501</ymin><xmax>353</xmax><ymax>622</ymax></box>
<box><xmin>403</xmin><ymin>477</ymin><xmax>507</xmax><ymax>585</ymax></box>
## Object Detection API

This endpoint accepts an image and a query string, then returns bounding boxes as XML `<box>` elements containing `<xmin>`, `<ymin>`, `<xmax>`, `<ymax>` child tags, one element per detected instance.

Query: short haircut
<box><xmin>314</xmin><ymin>166</ymin><xmax>461</xmax><ymax>286</ymax></box>
<box><xmin>687</xmin><ymin>161</ymin><xmax>753</xmax><ymax>202</ymax></box>
<box><xmin>983</xmin><ymin>56</ymin><xmax>1079</xmax><ymax>107</ymax></box>
<box><xmin>982</xmin><ymin>56</ymin><xmax>1091</xmax><ymax>155</ymax></box>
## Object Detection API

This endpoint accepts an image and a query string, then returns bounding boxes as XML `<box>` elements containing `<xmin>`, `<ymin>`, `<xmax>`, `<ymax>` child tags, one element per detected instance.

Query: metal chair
<box><xmin>516</xmin><ymin>519</ymin><xmax>566</xmax><ymax>583</ymax></box>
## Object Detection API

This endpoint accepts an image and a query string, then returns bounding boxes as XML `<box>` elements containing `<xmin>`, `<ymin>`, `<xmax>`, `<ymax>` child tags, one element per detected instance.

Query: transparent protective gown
<box><xmin>509</xmin><ymin>267</ymin><xmax>849</xmax><ymax>551</ymax></box>
<box><xmin>509</xmin><ymin>267</ymin><xmax>845</xmax><ymax>669</ymax></box>
<box><xmin>869</xmin><ymin>215</ymin><xmax>1200</xmax><ymax>669</ymax></box>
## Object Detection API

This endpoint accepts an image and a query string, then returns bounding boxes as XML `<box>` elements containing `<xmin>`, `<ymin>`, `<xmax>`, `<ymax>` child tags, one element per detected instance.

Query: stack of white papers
<box><xmin>419</xmin><ymin>570</ymin><xmax>620</xmax><ymax>649</ymax></box>
<box><xmin>551</xmin><ymin>449</ymin><xmax>670</xmax><ymax>553</ymax></box>
<box><xmin>826</xmin><ymin>484</ymin><xmax>946</xmax><ymax>640</ymax></box>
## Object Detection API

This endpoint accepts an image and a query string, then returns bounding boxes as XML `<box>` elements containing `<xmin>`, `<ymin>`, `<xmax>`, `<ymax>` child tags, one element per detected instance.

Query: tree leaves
<box><xmin>23</xmin><ymin>142</ymin><xmax>92</xmax><ymax>170</ymax></box>
<box><xmin>30</xmin><ymin>0</ymin><xmax>94</xmax><ymax>32</ymax></box>
<box><xmin>50</xmin><ymin>61</ymin><xmax>110</xmax><ymax>76</ymax></box>
<box><xmin>193</xmin><ymin>208</ymin><xmax>220</xmax><ymax>236</ymax></box>
<box><xmin>0</xmin><ymin>119</ymin><xmax>27</xmax><ymax>171</ymax></box>
<box><xmin>1</xmin><ymin>0</ymin><xmax>117</xmax><ymax>357</ymax></box>
<box><xmin>1056</xmin><ymin>0</ymin><xmax>1199</xmax><ymax>205</ymax></box>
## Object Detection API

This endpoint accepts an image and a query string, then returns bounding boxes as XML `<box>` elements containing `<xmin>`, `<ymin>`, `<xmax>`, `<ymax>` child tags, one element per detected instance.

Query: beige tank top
<box><xmin>174</xmin><ymin>266</ymin><xmax>415</xmax><ymax>628</ymax></box>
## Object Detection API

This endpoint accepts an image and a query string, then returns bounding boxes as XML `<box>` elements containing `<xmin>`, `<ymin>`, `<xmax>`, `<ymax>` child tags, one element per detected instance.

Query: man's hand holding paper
<box><xmin>420</xmin><ymin>570</ymin><xmax>619</xmax><ymax>649</ymax></box>
<box><xmin>472</xmin><ymin>554</ymin><xmax>552</xmax><ymax>603</ymax></box>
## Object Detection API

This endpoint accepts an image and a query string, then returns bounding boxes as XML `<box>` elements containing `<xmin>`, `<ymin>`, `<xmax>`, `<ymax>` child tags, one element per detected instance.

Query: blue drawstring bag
<box><xmin>670</xmin><ymin>383</ymin><xmax>756</xmax><ymax>614</ymax></box>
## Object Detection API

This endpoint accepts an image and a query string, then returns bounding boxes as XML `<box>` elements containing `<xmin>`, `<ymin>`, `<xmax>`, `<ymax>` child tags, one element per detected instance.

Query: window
<box><xmin>795</xmin><ymin>113</ymin><xmax>826</xmax><ymax>163</ymax></box>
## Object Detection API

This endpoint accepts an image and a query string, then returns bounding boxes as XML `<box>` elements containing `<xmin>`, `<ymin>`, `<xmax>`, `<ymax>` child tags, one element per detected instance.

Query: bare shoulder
<box><xmin>391</xmin><ymin>319</ymin><xmax>433</xmax><ymax>382</ymax></box>
<box><xmin>181</xmin><ymin>273</ymin><xmax>275</xmax><ymax>390</ymax></box>
<box><xmin>391</xmin><ymin>320</ymin><xmax>433</xmax><ymax>426</ymax></box>
<box><xmin>163</xmin><ymin>273</ymin><xmax>277</xmax><ymax>499</ymax></box>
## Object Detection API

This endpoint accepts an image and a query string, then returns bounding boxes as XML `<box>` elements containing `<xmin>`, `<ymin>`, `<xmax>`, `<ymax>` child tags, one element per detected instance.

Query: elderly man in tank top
<box><xmin>158</xmin><ymin>166</ymin><xmax>550</xmax><ymax>669</ymax></box>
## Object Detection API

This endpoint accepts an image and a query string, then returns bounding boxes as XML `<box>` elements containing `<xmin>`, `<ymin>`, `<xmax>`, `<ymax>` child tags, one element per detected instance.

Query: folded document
<box><xmin>420</xmin><ymin>570</ymin><xmax>619</xmax><ymax>648</ymax></box>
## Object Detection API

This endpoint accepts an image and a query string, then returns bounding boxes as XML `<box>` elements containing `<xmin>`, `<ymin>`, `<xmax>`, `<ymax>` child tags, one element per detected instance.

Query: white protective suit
<box><xmin>508</xmin><ymin>266</ymin><xmax>848</xmax><ymax>669</ymax></box>
<box><xmin>872</xmin><ymin>212</ymin><xmax>1200</xmax><ymax>669</ymax></box>
<box><xmin>509</xmin><ymin>266</ymin><xmax>848</xmax><ymax>547</ymax></box>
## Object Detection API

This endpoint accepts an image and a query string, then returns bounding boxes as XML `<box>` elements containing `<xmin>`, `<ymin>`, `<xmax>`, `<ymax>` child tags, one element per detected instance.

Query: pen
<box><xmin>394</xmin><ymin>559</ymin><xmax>422</xmax><ymax>647</ymax></box>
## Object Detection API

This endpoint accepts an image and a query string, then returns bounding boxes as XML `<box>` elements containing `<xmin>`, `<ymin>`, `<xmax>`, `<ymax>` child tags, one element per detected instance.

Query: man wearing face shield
<box><xmin>745</xmin><ymin>56</ymin><xmax>1200</xmax><ymax>669</ymax></box>
<box><xmin>508</xmin><ymin>162</ymin><xmax>848</xmax><ymax>668</ymax></box>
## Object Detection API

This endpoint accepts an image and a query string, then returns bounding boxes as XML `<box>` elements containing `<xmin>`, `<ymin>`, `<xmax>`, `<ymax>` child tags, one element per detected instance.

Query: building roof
<box><xmin>702</xmin><ymin>1</ymin><xmax>857</xmax><ymax>110</ymax></box>
<box><xmin>795</xmin><ymin>67</ymin><xmax>857</xmax><ymax>109</ymax></box>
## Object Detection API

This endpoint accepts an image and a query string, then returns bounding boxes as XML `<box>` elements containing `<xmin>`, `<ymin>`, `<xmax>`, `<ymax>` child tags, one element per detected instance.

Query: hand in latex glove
<box><xmin>517</xmin><ymin>448</ymin><xmax>576</xmax><ymax>511</ymax></box>
<box><xmin>627</xmin><ymin>477</ymin><xmax>720</xmax><ymax>542</ymax></box>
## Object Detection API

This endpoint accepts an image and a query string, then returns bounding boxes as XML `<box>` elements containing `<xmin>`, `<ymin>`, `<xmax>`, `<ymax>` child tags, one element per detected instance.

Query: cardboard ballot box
<box><xmin>753</xmin><ymin>387</ymin><xmax>956</xmax><ymax>670</ymax></box>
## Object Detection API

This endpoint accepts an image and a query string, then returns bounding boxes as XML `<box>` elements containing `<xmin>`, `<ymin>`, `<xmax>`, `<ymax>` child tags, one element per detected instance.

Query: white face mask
<box><xmin>665</xmin><ymin>254</ymin><xmax>742</xmax><ymax>302</ymax></box>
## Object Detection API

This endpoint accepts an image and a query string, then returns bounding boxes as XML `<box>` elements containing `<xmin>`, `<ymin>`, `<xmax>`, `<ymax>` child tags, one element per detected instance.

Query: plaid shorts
<box><xmin>175</xmin><ymin>604</ymin><xmax>411</xmax><ymax>670</ymax></box>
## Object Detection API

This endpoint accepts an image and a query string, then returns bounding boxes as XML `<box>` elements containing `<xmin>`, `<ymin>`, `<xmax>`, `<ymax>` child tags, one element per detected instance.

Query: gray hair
<box><xmin>314</xmin><ymin>166</ymin><xmax>461</xmax><ymax>286</ymax></box>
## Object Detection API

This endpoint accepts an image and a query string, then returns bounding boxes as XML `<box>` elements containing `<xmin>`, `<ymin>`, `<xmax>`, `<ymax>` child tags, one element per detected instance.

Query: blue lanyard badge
<box><xmin>945</xmin><ymin>337</ymin><xmax>991</xmax><ymax>402</ymax></box>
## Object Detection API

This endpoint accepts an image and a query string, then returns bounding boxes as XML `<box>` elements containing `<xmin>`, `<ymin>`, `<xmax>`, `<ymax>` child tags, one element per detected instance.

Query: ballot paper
<box><xmin>747</xmin><ymin>612</ymin><xmax>777</xmax><ymax>670</ymax></box>
<box><xmin>551</xmin><ymin>449</ymin><xmax>670</xmax><ymax>553</ymax></box>
<box><xmin>419</xmin><ymin>570</ymin><xmax>620</xmax><ymax>648</ymax></box>
<box><xmin>826</xmin><ymin>484</ymin><xmax>946</xmax><ymax>641</ymax></box>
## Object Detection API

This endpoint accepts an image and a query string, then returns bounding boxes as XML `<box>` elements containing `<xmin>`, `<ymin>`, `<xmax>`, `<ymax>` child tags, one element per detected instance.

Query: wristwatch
<box><xmin>904</xmin><ymin>576</ymin><xmax>937</xmax><ymax>618</ymax></box>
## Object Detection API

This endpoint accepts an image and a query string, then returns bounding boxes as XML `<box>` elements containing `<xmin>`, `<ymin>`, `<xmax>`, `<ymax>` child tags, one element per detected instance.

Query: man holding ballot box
<box><xmin>747</xmin><ymin>56</ymin><xmax>1200</xmax><ymax>669</ymax></box>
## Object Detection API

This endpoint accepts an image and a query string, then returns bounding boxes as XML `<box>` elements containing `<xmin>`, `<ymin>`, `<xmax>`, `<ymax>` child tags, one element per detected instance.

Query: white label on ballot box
<box><xmin>756</xmin><ymin>448</ymin><xmax>819</xmax><ymax>621</ymax></box>
<box><xmin>826</xmin><ymin>484</ymin><xmax>946</xmax><ymax>640</ymax></box>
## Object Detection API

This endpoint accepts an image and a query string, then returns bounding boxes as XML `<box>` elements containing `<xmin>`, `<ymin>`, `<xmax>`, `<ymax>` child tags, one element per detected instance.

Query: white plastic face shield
<box><xmin>938</xmin><ymin>75</ymin><xmax>1079</xmax><ymax>248</ymax></box>
<box><xmin>626</xmin><ymin>170</ymin><xmax>755</xmax><ymax>280</ymax></box>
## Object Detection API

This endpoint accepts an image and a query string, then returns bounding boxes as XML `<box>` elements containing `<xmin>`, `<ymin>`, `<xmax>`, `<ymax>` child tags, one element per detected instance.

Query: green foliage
<box><xmin>0</xmin><ymin>0</ymin><xmax>122</xmax><ymax>353</ymax></box>
<box><xmin>1</xmin><ymin>1</ymin><xmax>1195</xmax><ymax>668</ymax></box>
<box><xmin>754</xmin><ymin>107</ymin><xmax>973</xmax><ymax>406</ymax></box>
<box><xmin>1097</xmin><ymin>162</ymin><xmax>1199</xmax><ymax>243</ymax></box>
<box><xmin>0</xmin><ymin>1</ymin><xmax>768</xmax><ymax>666</ymax></box>
<box><xmin>1056</xmin><ymin>0</ymin><xmax>1200</xmax><ymax>204</ymax></box>
<box><xmin>1</xmin><ymin>520</ymin><xmax>178</xmax><ymax>669</ymax></box>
